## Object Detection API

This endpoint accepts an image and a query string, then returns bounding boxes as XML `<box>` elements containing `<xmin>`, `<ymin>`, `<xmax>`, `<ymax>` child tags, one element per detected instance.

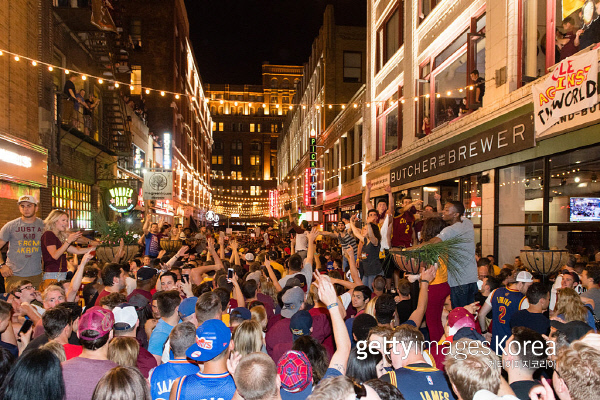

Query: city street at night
<box><xmin>0</xmin><ymin>0</ymin><xmax>600</xmax><ymax>399</ymax></box>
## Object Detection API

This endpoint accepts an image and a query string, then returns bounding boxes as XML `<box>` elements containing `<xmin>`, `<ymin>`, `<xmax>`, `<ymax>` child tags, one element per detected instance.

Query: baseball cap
<box><xmin>447</xmin><ymin>307</ymin><xmax>477</xmax><ymax>336</ymax></box>
<box><xmin>550</xmin><ymin>320</ymin><xmax>593</xmax><ymax>343</ymax></box>
<box><xmin>516</xmin><ymin>271</ymin><xmax>533</xmax><ymax>283</ymax></box>
<box><xmin>245</xmin><ymin>253</ymin><xmax>255</xmax><ymax>262</ymax></box>
<box><xmin>454</xmin><ymin>327</ymin><xmax>487</xmax><ymax>342</ymax></box>
<box><xmin>246</xmin><ymin>271</ymin><xmax>261</xmax><ymax>284</ymax></box>
<box><xmin>186</xmin><ymin>319</ymin><xmax>231</xmax><ymax>362</ymax></box>
<box><xmin>137</xmin><ymin>267</ymin><xmax>158</xmax><ymax>281</ymax></box>
<box><xmin>281</xmin><ymin>287</ymin><xmax>304</xmax><ymax>319</ymax></box>
<box><xmin>290</xmin><ymin>310</ymin><xmax>312</xmax><ymax>341</ymax></box>
<box><xmin>179</xmin><ymin>297</ymin><xmax>198</xmax><ymax>319</ymax></box>
<box><xmin>79</xmin><ymin>306</ymin><xmax>114</xmax><ymax>340</ymax></box>
<box><xmin>231</xmin><ymin>307</ymin><xmax>251</xmax><ymax>321</ymax></box>
<box><xmin>17</xmin><ymin>195</ymin><xmax>38</xmax><ymax>205</ymax></box>
<box><xmin>278</xmin><ymin>351</ymin><xmax>313</xmax><ymax>396</ymax></box>
<box><xmin>112</xmin><ymin>304</ymin><xmax>138</xmax><ymax>330</ymax></box>
<box><xmin>285</xmin><ymin>274</ymin><xmax>308</xmax><ymax>293</ymax></box>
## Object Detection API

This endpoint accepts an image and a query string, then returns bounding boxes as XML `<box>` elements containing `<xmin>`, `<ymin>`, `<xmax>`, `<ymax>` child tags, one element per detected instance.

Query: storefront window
<box><xmin>548</xmin><ymin>145</ymin><xmax>600</xmax><ymax>249</ymax></box>
<box><xmin>51</xmin><ymin>175</ymin><xmax>92</xmax><ymax>229</ymax></box>
<box><xmin>377</xmin><ymin>90</ymin><xmax>401</xmax><ymax>158</ymax></box>
<box><xmin>497</xmin><ymin>160</ymin><xmax>544</xmax><ymax>265</ymax></box>
<box><xmin>463</xmin><ymin>174</ymin><xmax>482</xmax><ymax>236</ymax></box>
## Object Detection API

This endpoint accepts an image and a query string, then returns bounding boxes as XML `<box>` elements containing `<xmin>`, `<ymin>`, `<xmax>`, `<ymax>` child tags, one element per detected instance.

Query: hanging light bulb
<box><xmin>48</xmin><ymin>66</ymin><xmax>53</xmax><ymax>71</ymax></box>
<box><xmin>31</xmin><ymin>61</ymin><xmax>37</xmax><ymax>66</ymax></box>
<box><xmin>175</xmin><ymin>94</ymin><xmax>180</xmax><ymax>99</ymax></box>
<box><xmin>161</xmin><ymin>91</ymin><xmax>165</xmax><ymax>96</ymax></box>
<box><xmin>14</xmin><ymin>56</ymin><xmax>19</xmax><ymax>61</ymax></box>
<box><xmin>81</xmin><ymin>75</ymin><xmax>87</xmax><ymax>80</ymax></box>
<box><xmin>115</xmin><ymin>82</ymin><xmax>119</xmax><ymax>88</ymax></box>
<box><xmin>98</xmin><ymin>78</ymin><xmax>103</xmax><ymax>84</ymax></box>
<box><xmin>145</xmin><ymin>89</ymin><xmax>150</xmax><ymax>94</ymax></box>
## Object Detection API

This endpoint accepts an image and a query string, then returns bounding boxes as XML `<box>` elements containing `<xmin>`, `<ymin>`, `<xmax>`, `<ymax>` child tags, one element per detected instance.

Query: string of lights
<box><xmin>0</xmin><ymin>48</ymin><xmax>485</xmax><ymax>109</ymax></box>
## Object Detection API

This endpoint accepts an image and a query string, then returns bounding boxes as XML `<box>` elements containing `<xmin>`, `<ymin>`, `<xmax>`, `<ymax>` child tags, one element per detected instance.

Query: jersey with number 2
<box><xmin>490</xmin><ymin>287</ymin><xmax>526</xmax><ymax>352</ymax></box>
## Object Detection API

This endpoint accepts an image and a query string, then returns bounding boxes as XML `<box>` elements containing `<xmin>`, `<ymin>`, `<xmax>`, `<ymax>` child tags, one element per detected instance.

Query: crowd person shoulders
<box><xmin>0</xmin><ymin>196</ymin><xmax>45</xmax><ymax>289</ymax></box>
<box><xmin>406</xmin><ymin>201</ymin><xmax>478</xmax><ymax>307</ymax></box>
<box><xmin>349</xmin><ymin>213</ymin><xmax>383</xmax><ymax>290</ymax></box>
<box><xmin>112</xmin><ymin>304</ymin><xmax>157</xmax><ymax>378</ymax></box>
<box><xmin>580</xmin><ymin>263</ymin><xmax>600</xmax><ymax>318</ymax></box>
<box><xmin>479</xmin><ymin>271</ymin><xmax>533</xmax><ymax>353</ymax></box>
<box><xmin>149</xmin><ymin>322</ymin><xmax>198</xmax><ymax>400</ymax></box>
<box><xmin>148</xmin><ymin>290</ymin><xmax>181</xmax><ymax>364</ymax></box>
<box><xmin>510</xmin><ymin>282</ymin><xmax>551</xmax><ymax>336</ymax></box>
<box><xmin>364</xmin><ymin>181</ymin><xmax>391</xmax><ymax>225</ymax></box>
<box><xmin>278</xmin><ymin>227</ymin><xmax>318</xmax><ymax>289</ymax></box>
<box><xmin>169</xmin><ymin>319</ymin><xmax>236</xmax><ymax>400</ymax></box>
<box><xmin>24</xmin><ymin>302</ymin><xmax>82</xmax><ymax>359</ymax></box>
<box><xmin>143</xmin><ymin>213</ymin><xmax>166</xmax><ymax>259</ymax></box>
<box><xmin>62</xmin><ymin>306</ymin><xmax>118</xmax><ymax>400</ymax></box>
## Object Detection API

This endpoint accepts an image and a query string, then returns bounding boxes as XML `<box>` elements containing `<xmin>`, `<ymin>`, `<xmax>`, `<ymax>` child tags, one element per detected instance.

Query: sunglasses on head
<box><xmin>353</xmin><ymin>381</ymin><xmax>367</xmax><ymax>399</ymax></box>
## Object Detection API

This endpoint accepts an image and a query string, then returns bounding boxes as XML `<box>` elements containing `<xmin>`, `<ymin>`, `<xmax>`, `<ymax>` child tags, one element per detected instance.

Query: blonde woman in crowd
<box><xmin>554</xmin><ymin>287</ymin><xmax>596</xmax><ymax>329</ymax></box>
<box><xmin>108</xmin><ymin>337</ymin><xmax>140</xmax><ymax>368</ymax></box>
<box><xmin>41</xmin><ymin>210</ymin><xmax>96</xmax><ymax>287</ymax></box>
<box><xmin>232</xmin><ymin>320</ymin><xmax>264</xmax><ymax>356</ymax></box>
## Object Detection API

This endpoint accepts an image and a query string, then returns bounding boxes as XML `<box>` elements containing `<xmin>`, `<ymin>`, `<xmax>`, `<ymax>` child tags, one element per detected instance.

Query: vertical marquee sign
<box><xmin>269</xmin><ymin>190</ymin><xmax>279</xmax><ymax>218</ymax></box>
<box><xmin>306</xmin><ymin>129</ymin><xmax>318</xmax><ymax>206</ymax></box>
<box><xmin>163</xmin><ymin>132</ymin><xmax>172</xmax><ymax>169</ymax></box>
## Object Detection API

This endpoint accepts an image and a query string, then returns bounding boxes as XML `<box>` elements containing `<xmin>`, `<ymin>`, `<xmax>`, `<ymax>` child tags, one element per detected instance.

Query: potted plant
<box><xmin>94</xmin><ymin>213</ymin><xmax>141</xmax><ymax>263</ymax></box>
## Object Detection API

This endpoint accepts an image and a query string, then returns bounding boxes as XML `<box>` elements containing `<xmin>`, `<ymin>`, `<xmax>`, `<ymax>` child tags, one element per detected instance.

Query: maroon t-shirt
<box><xmin>127</xmin><ymin>288</ymin><xmax>153</xmax><ymax>302</ymax></box>
<box><xmin>136</xmin><ymin>338</ymin><xmax>158</xmax><ymax>378</ymax></box>
<box><xmin>94</xmin><ymin>289</ymin><xmax>112</xmax><ymax>307</ymax></box>
<box><xmin>41</xmin><ymin>231</ymin><xmax>67</xmax><ymax>273</ymax></box>
<box><xmin>391</xmin><ymin>207</ymin><xmax>417</xmax><ymax>248</ymax></box>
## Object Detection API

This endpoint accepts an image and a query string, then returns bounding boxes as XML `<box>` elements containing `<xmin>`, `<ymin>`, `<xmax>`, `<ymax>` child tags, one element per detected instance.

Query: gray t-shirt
<box><xmin>0</xmin><ymin>217</ymin><xmax>44</xmax><ymax>277</ymax></box>
<box><xmin>437</xmin><ymin>218</ymin><xmax>478</xmax><ymax>287</ymax></box>
<box><xmin>582</xmin><ymin>287</ymin><xmax>600</xmax><ymax>317</ymax></box>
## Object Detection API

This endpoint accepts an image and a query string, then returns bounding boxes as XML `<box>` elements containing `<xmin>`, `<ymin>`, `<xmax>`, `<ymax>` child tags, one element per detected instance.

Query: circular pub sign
<box><xmin>107</xmin><ymin>186</ymin><xmax>138</xmax><ymax>213</ymax></box>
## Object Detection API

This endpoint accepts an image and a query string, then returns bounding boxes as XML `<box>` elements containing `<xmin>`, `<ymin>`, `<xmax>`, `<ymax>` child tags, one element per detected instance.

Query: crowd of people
<box><xmin>0</xmin><ymin>190</ymin><xmax>599</xmax><ymax>400</ymax></box>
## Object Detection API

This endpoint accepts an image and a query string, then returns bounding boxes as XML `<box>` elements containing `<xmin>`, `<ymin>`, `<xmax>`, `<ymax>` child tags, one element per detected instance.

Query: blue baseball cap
<box><xmin>290</xmin><ymin>310</ymin><xmax>312</xmax><ymax>341</ymax></box>
<box><xmin>231</xmin><ymin>307</ymin><xmax>251</xmax><ymax>321</ymax></box>
<box><xmin>186</xmin><ymin>319</ymin><xmax>231</xmax><ymax>362</ymax></box>
<box><xmin>179</xmin><ymin>297</ymin><xmax>198</xmax><ymax>319</ymax></box>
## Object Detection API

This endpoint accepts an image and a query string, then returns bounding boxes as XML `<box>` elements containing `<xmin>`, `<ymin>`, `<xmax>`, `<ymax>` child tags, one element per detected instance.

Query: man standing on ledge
<box><xmin>402</xmin><ymin>200</ymin><xmax>478</xmax><ymax>307</ymax></box>
<box><xmin>0</xmin><ymin>196</ymin><xmax>45</xmax><ymax>289</ymax></box>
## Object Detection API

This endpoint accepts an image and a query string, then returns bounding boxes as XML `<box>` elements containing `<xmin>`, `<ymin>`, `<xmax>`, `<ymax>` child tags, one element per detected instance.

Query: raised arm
<box><xmin>66</xmin><ymin>249</ymin><xmax>94</xmax><ymax>302</ymax></box>
<box><xmin>206</xmin><ymin>237</ymin><xmax>224</xmax><ymax>270</ymax></box>
<box><xmin>434</xmin><ymin>192</ymin><xmax>443</xmax><ymax>212</ymax></box>
<box><xmin>385</xmin><ymin>185</ymin><xmax>394</xmax><ymax>213</ymax></box>
<box><xmin>166</xmin><ymin>245</ymin><xmax>189</xmax><ymax>268</ymax></box>
<box><xmin>365</xmin><ymin>181</ymin><xmax>375</xmax><ymax>210</ymax></box>
<box><xmin>230</xmin><ymin>272</ymin><xmax>245</xmax><ymax>308</ymax></box>
<box><xmin>305</xmin><ymin>227</ymin><xmax>319</xmax><ymax>269</ymax></box>
<box><xmin>345</xmin><ymin>247</ymin><xmax>363</xmax><ymax>286</ymax></box>
<box><xmin>313</xmin><ymin>273</ymin><xmax>351</xmax><ymax>376</ymax></box>
<box><xmin>365</xmin><ymin>222</ymin><xmax>379</xmax><ymax>247</ymax></box>
<box><xmin>230</xmin><ymin>239</ymin><xmax>241</xmax><ymax>266</ymax></box>
<box><xmin>264</xmin><ymin>258</ymin><xmax>283</xmax><ymax>292</ymax></box>
<box><xmin>142</xmin><ymin>212</ymin><xmax>152</xmax><ymax>235</ymax></box>
<box><xmin>407</xmin><ymin>265</ymin><xmax>437</xmax><ymax>327</ymax></box>
<box><xmin>349</xmin><ymin>215</ymin><xmax>364</xmax><ymax>242</ymax></box>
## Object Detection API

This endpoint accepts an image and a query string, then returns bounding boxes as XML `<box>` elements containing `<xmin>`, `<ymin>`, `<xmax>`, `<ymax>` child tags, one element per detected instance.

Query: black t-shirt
<box><xmin>64</xmin><ymin>80</ymin><xmax>76</xmax><ymax>99</ymax></box>
<box><xmin>396</xmin><ymin>299</ymin><xmax>413</xmax><ymax>325</ymax></box>
<box><xmin>510</xmin><ymin>380</ymin><xmax>542</xmax><ymax>400</ymax></box>
<box><xmin>510</xmin><ymin>310</ymin><xmax>550</xmax><ymax>336</ymax></box>
<box><xmin>580</xmin><ymin>18</ymin><xmax>600</xmax><ymax>49</ymax></box>
<box><xmin>475</xmin><ymin>77</ymin><xmax>485</xmax><ymax>101</ymax></box>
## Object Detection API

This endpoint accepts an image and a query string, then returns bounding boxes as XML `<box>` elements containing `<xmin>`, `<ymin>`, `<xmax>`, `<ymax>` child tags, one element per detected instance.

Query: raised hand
<box><xmin>176</xmin><ymin>245</ymin><xmax>190</xmax><ymax>258</ymax></box>
<box><xmin>67</xmin><ymin>231</ymin><xmax>82</xmax><ymax>244</ymax></box>
<box><xmin>385</xmin><ymin>185</ymin><xmax>392</xmax><ymax>193</ymax></box>
<box><xmin>434</xmin><ymin>192</ymin><xmax>441</xmax><ymax>201</ymax></box>
<box><xmin>366</xmin><ymin>181</ymin><xmax>373</xmax><ymax>190</ymax></box>
<box><xmin>307</xmin><ymin>227</ymin><xmax>319</xmax><ymax>243</ymax></box>
<box><xmin>312</xmin><ymin>272</ymin><xmax>337</xmax><ymax>307</ymax></box>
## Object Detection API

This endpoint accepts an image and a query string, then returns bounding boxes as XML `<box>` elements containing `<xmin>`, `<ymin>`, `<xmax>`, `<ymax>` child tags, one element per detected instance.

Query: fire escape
<box><xmin>54</xmin><ymin>0</ymin><xmax>132</xmax><ymax>163</ymax></box>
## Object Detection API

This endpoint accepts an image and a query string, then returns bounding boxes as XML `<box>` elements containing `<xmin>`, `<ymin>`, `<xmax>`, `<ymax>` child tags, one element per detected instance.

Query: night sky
<box><xmin>184</xmin><ymin>0</ymin><xmax>367</xmax><ymax>85</ymax></box>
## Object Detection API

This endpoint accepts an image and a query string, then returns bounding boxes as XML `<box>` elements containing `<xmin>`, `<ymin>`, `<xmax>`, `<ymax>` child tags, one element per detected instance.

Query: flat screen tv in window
<box><xmin>569</xmin><ymin>197</ymin><xmax>600</xmax><ymax>222</ymax></box>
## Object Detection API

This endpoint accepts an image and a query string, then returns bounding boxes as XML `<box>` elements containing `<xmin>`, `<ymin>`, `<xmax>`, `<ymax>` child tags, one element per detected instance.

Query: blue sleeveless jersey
<box><xmin>381</xmin><ymin>363</ymin><xmax>456</xmax><ymax>400</ymax></box>
<box><xmin>490</xmin><ymin>287</ymin><xmax>526</xmax><ymax>353</ymax></box>
<box><xmin>174</xmin><ymin>372</ymin><xmax>236</xmax><ymax>400</ymax></box>
<box><xmin>149</xmin><ymin>359</ymin><xmax>200</xmax><ymax>400</ymax></box>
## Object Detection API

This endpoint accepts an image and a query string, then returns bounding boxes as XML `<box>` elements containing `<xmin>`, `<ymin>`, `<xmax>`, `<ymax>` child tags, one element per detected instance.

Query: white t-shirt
<box><xmin>436</xmin><ymin>218</ymin><xmax>478</xmax><ymax>287</ymax></box>
<box><xmin>279</xmin><ymin>262</ymin><xmax>313</xmax><ymax>289</ymax></box>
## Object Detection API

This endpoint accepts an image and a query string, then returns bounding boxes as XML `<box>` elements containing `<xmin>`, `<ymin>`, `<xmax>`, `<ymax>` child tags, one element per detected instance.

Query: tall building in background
<box><xmin>206</xmin><ymin>63</ymin><xmax>303</xmax><ymax>228</ymax></box>
<box><xmin>124</xmin><ymin>0</ymin><xmax>212</xmax><ymax>227</ymax></box>
<box><xmin>277</xmin><ymin>5</ymin><xmax>366</xmax><ymax>226</ymax></box>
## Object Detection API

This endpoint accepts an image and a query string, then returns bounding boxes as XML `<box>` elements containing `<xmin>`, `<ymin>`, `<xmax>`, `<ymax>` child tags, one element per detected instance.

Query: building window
<box><xmin>130</xmin><ymin>19</ymin><xmax>142</xmax><ymax>49</ymax></box>
<box><xmin>282</xmin><ymin>96</ymin><xmax>289</xmax><ymax>104</ymax></box>
<box><xmin>270</xmin><ymin>78</ymin><xmax>278</xmax><ymax>89</ymax></box>
<box><xmin>218</xmin><ymin>122</ymin><xmax>224</xmax><ymax>131</ymax></box>
<box><xmin>282</xmin><ymin>79</ymin><xmax>290</xmax><ymax>89</ymax></box>
<box><xmin>271</xmin><ymin>124</ymin><xmax>279</xmax><ymax>133</ymax></box>
<box><xmin>213</xmin><ymin>140</ymin><xmax>223</xmax><ymax>151</ymax></box>
<box><xmin>344</xmin><ymin>51</ymin><xmax>362</xmax><ymax>83</ymax></box>
<box><xmin>377</xmin><ymin>4</ymin><xmax>403</xmax><ymax>72</ymax></box>
<box><xmin>251</xmin><ymin>141</ymin><xmax>261</xmax><ymax>152</ymax></box>
<box><xmin>130</xmin><ymin>66</ymin><xmax>142</xmax><ymax>95</ymax></box>
<box><xmin>417</xmin><ymin>13</ymin><xmax>486</xmax><ymax>131</ymax></box>
<box><xmin>231</xmin><ymin>171</ymin><xmax>243</xmax><ymax>180</ymax></box>
<box><xmin>250</xmin><ymin>123</ymin><xmax>255</xmax><ymax>133</ymax></box>
<box><xmin>231</xmin><ymin>156</ymin><xmax>242</xmax><ymax>165</ymax></box>
<box><xmin>250</xmin><ymin>186</ymin><xmax>261</xmax><ymax>196</ymax></box>
<box><xmin>419</xmin><ymin>0</ymin><xmax>437</xmax><ymax>23</ymax></box>
<box><xmin>51</xmin><ymin>175</ymin><xmax>92</xmax><ymax>229</ymax></box>
<box><xmin>250</xmin><ymin>155</ymin><xmax>261</xmax><ymax>165</ymax></box>
<box><xmin>271</xmin><ymin>96</ymin><xmax>278</xmax><ymax>103</ymax></box>
<box><xmin>231</xmin><ymin>140</ymin><xmax>242</xmax><ymax>151</ymax></box>
<box><xmin>377</xmin><ymin>89</ymin><xmax>402</xmax><ymax>159</ymax></box>
<box><xmin>211</xmin><ymin>155</ymin><xmax>223</xmax><ymax>165</ymax></box>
